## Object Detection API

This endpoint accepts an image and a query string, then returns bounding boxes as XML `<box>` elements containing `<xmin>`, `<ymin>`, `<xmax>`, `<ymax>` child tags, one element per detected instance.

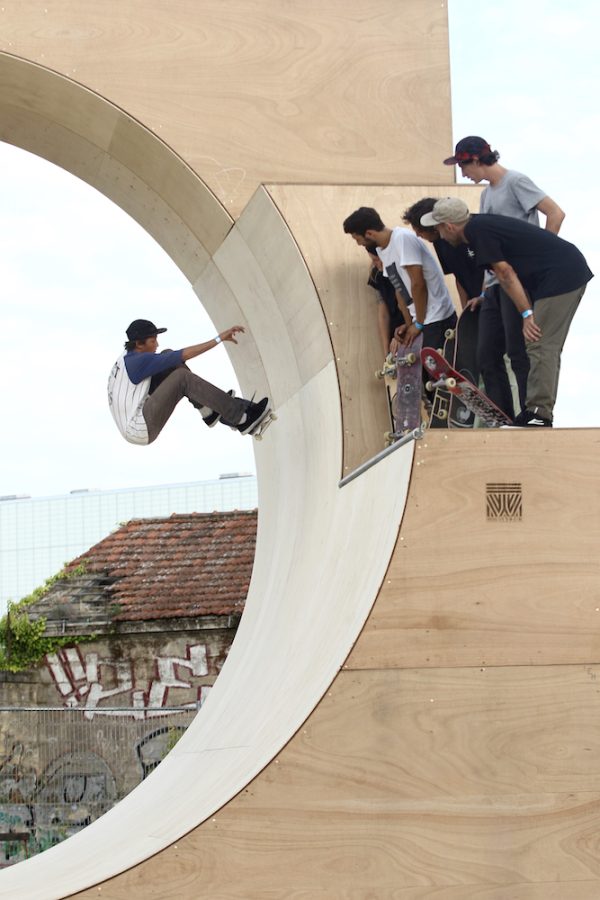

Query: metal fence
<box><xmin>0</xmin><ymin>705</ymin><xmax>197</xmax><ymax>867</ymax></box>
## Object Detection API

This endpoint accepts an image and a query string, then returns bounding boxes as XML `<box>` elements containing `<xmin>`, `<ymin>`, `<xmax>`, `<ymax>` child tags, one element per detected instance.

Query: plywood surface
<box><xmin>70</xmin><ymin>664</ymin><xmax>600</xmax><ymax>898</ymax></box>
<box><xmin>348</xmin><ymin>428</ymin><xmax>600</xmax><ymax>671</ymax></box>
<box><xmin>0</xmin><ymin>1</ymin><xmax>454</xmax><ymax>216</ymax></box>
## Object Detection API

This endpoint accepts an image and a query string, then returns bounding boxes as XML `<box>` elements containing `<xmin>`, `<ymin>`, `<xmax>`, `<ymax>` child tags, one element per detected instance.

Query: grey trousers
<box><xmin>526</xmin><ymin>284</ymin><xmax>586</xmax><ymax>421</ymax></box>
<box><xmin>142</xmin><ymin>367</ymin><xmax>245</xmax><ymax>444</ymax></box>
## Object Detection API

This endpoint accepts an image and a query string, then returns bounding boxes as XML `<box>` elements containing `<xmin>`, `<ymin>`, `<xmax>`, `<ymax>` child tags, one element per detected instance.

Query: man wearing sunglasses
<box><xmin>444</xmin><ymin>136</ymin><xmax>565</xmax><ymax>419</ymax></box>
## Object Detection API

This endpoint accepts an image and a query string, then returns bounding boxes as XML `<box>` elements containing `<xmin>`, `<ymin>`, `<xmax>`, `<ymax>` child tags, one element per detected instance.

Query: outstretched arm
<box><xmin>181</xmin><ymin>325</ymin><xmax>245</xmax><ymax>362</ymax></box>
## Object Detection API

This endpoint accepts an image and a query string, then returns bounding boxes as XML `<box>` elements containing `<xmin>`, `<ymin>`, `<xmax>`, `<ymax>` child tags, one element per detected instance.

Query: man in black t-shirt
<box><xmin>421</xmin><ymin>197</ymin><xmax>593</xmax><ymax>426</ymax></box>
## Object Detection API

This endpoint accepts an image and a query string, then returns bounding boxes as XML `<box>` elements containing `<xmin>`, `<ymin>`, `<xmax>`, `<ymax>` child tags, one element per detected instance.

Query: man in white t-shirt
<box><xmin>443</xmin><ymin>135</ymin><xmax>565</xmax><ymax>417</ymax></box>
<box><xmin>343</xmin><ymin>207</ymin><xmax>456</xmax><ymax>352</ymax></box>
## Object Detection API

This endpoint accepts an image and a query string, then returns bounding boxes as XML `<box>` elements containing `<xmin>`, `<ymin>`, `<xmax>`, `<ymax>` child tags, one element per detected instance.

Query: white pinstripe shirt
<box><xmin>107</xmin><ymin>353</ymin><xmax>150</xmax><ymax>445</ymax></box>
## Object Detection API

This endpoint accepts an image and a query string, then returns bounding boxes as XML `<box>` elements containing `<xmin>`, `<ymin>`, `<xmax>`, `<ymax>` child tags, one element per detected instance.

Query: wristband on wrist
<box><xmin>479</xmin><ymin>292</ymin><xmax>486</xmax><ymax>299</ymax></box>
<box><xmin>214</xmin><ymin>335</ymin><xmax>222</xmax><ymax>344</ymax></box>
<box><xmin>414</xmin><ymin>321</ymin><xmax>424</xmax><ymax>331</ymax></box>
<box><xmin>521</xmin><ymin>309</ymin><xmax>533</xmax><ymax>319</ymax></box>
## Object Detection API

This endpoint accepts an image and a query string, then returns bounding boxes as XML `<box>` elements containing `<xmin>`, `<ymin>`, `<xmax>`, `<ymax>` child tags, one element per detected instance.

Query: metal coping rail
<box><xmin>338</xmin><ymin>425</ymin><xmax>424</xmax><ymax>488</ymax></box>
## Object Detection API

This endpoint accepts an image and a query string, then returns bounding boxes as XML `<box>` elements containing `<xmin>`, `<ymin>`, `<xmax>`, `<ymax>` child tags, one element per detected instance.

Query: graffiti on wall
<box><xmin>45</xmin><ymin>643</ymin><xmax>214</xmax><ymax>717</ymax></box>
<box><xmin>0</xmin><ymin>736</ymin><xmax>117</xmax><ymax>867</ymax></box>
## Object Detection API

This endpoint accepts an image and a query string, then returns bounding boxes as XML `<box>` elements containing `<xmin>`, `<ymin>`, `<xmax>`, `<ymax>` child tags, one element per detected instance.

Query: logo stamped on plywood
<box><xmin>486</xmin><ymin>483</ymin><xmax>522</xmax><ymax>521</ymax></box>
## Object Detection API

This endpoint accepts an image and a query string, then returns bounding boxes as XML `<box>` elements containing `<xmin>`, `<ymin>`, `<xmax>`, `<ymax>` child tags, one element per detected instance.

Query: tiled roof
<box><xmin>58</xmin><ymin>510</ymin><xmax>257</xmax><ymax>622</ymax></box>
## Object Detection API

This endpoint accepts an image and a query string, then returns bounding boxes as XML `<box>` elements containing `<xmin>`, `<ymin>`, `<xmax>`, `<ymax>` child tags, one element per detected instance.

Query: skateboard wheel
<box><xmin>445</xmin><ymin>328</ymin><xmax>456</xmax><ymax>339</ymax></box>
<box><xmin>446</xmin><ymin>377</ymin><xmax>457</xmax><ymax>388</ymax></box>
<box><xmin>375</xmin><ymin>370</ymin><xmax>384</xmax><ymax>379</ymax></box>
<box><xmin>405</xmin><ymin>353</ymin><xmax>416</xmax><ymax>365</ymax></box>
<box><xmin>425</xmin><ymin>381</ymin><xmax>434</xmax><ymax>392</ymax></box>
<box><xmin>437</xmin><ymin>409</ymin><xmax>448</xmax><ymax>420</ymax></box>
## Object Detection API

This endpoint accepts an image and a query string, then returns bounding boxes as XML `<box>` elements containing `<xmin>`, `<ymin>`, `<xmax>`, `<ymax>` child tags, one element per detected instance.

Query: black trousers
<box><xmin>478</xmin><ymin>285</ymin><xmax>529</xmax><ymax>419</ymax></box>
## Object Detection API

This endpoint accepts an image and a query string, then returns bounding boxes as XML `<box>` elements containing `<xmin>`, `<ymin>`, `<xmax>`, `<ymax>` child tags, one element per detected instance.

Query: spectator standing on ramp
<box><xmin>402</xmin><ymin>197</ymin><xmax>483</xmax><ymax>307</ymax></box>
<box><xmin>444</xmin><ymin>136</ymin><xmax>565</xmax><ymax>418</ymax></box>
<box><xmin>108</xmin><ymin>319</ymin><xmax>270</xmax><ymax>445</ymax></box>
<box><xmin>343</xmin><ymin>207</ymin><xmax>457</xmax><ymax>351</ymax></box>
<box><xmin>421</xmin><ymin>198</ymin><xmax>592</xmax><ymax>427</ymax></box>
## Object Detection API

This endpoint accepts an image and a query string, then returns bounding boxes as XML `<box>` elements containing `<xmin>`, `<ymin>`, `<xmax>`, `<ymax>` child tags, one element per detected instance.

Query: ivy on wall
<box><xmin>0</xmin><ymin>564</ymin><xmax>96</xmax><ymax>672</ymax></box>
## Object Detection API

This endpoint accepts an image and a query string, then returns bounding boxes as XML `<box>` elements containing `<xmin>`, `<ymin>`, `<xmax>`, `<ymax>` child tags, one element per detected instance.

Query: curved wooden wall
<box><xmin>1</xmin><ymin>3</ymin><xmax>598</xmax><ymax>899</ymax></box>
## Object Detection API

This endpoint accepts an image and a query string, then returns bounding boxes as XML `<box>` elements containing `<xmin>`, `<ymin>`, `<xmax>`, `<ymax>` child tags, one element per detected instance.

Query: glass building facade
<box><xmin>0</xmin><ymin>474</ymin><xmax>257</xmax><ymax>614</ymax></box>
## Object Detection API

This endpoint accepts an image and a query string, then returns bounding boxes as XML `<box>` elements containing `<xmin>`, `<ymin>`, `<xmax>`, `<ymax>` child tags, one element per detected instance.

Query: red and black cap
<box><xmin>443</xmin><ymin>136</ymin><xmax>492</xmax><ymax>165</ymax></box>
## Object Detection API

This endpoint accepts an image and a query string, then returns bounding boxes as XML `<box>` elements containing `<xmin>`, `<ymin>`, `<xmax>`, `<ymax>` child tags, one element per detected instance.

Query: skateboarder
<box><xmin>443</xmin><ymin>136</ymin><xmax>565</xmax><ymax>418</ymax></box>
<box><xmin>343</xmin><ymin>207</ymin><xmax>456</xmax><ymax>351</ymax></box>
<box><xmin>108</xmin><ymin>318</ymin><xmax>270</xmax><ymax>445</ymax></box>
<box><xmin>421</xmin><ymin>197</ymin><xmax>593</xmax><ymax>426</ymax></box>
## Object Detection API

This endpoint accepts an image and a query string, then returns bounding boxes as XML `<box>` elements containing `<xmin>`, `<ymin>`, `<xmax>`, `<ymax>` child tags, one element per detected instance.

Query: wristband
<box><xmin>521</xmin><ymin>309</ymin><xmax>533</xmax><ymax>319</ymax></box>
<box><xmin>414</xmin><ymin>321</ymin><xmax>424</xmax><ymax>331</ymax></box>
<box><xmin>479</xmin><ymin>292</ymin><xmax>486</xmax><ymax>299</ymax></box>
<box><xmin>214</xmin><ymin>335</ymin><xmax>222</xmax><ymax>344</ymax></box>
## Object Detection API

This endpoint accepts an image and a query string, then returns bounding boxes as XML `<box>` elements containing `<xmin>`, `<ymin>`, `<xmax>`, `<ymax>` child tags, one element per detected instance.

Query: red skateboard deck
<box><xmin>420</xmin><ymin>347</ymin><xmax>512</xmax><ymax>428</ymax></box>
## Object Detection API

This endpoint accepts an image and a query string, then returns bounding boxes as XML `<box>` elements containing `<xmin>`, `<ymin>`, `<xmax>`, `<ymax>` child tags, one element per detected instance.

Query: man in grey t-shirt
<box><xmin>444</xmin><ymin>135</ymin><xmax>565</xmax><ymax>418</ymax></box>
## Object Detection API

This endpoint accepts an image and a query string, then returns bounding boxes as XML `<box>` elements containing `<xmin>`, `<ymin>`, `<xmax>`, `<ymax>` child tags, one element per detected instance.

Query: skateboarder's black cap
<box><xmin>444</xmin><ymin>136</ymin><xmax>491</xmax><ymax>165</ymax></box>
<box><xmin>126</xmin><ymin>319</ymin><xmax>168</xmax><ymax>341</ymax></box>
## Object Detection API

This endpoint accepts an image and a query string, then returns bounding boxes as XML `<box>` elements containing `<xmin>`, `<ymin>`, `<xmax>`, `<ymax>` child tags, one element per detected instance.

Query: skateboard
<box><xmin>448</xmin><ymin>306</ymin><xmax>480</xmax><ymax>428</ymax></box>
<box><xmin>420</xmin><ymin>347</ymin><xmax>512</xmax><ymax>428</ymax></box>
<box><xmin>427</xmin><ymin>327</ymin><xmax>455</xmax><ymax>428</ymax></box>
<box><xmin>376</xmin><ymin>335</ymin><xmax>423</xmax><ymax>444</ymax></box>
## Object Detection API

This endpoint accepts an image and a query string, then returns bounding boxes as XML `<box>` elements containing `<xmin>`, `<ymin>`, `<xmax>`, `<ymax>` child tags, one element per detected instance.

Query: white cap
<box><xmin>420</xmin><ymin>197</ymin><xmax>470</xmax><ymax>227</ymax></box>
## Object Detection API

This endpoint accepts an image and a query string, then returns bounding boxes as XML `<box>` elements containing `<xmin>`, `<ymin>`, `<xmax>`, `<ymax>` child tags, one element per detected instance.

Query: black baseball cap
<box><xmin>126</xmin><ymin>319</ymin><xmax>167</xmax><ymax>341</ymax></box>
<box><xmin>443</xmin><ymin>136</ymin><xmax>492</xmax><ymax>165</ymax></box>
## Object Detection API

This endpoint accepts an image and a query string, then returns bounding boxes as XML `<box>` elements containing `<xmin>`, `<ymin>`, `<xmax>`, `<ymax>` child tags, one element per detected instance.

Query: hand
<box><xmin>401</xmin><ymin>323</ymin><xmax>422</xmax><ymax>347</ymax></box>
<box><xmin>465</xmin><ymin>295</ymin><xmax>483</xmax><ymax>311</ymax></box>
<box><xmin>219</xmin><ymin>325</ymin><xmax>246</xmax><ymax>344</ymax></box>
<box><xmin>390</xmin><ymin>324</ymin><xmax>408</xmax><ymax>354</ymax></box>
<box><xmin>523</xmin><ymin>314</ymin><xmax>542</xmax><ymax>342</ymax></box>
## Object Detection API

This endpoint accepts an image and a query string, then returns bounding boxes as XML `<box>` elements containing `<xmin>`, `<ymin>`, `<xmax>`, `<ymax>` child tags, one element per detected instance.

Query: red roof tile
<box><xmin>60</xmin><ymin>510</ymin><xmax>258</xmax><ymax>621</ymax></box>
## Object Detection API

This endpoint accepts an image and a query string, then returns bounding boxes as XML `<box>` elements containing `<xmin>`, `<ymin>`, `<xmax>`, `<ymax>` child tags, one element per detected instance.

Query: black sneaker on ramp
<box><xmin>237</xmin><ymin>397</ymin><xmax>270</xmax><ymax>435</ymax></box>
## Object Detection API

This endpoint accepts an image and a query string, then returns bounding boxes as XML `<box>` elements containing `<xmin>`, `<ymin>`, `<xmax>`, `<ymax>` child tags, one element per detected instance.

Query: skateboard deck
<box><xmin>420</xmin><ymin>347</ymin><xmax>512</xmax><ymax>428</ymax></box>
<box><xmin>376</xmin><ymin>334</ymin><xmax>423</xmax><ymax>443</ymax></box>
<box><xmin>392</xmin><ymin>333</ymin><xmax>423</xmax><ymax>437</ymax></box>
<box><xmin>449</xmin><ymin>307</ymin><xmax>480</xmax><ymax>428</ymax></box>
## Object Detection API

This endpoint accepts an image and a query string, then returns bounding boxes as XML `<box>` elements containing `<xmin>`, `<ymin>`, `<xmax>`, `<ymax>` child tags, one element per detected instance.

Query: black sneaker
<box><xmin>237</xmin><ymin>397</ymin><xmax>270</xmax><ymax>435</ymax></box>
<box><xmin>514</xmin><ymin>408</ymin><xmax>552</xmax><ymax>427</ymax></box>
<box><xmin>203</xmin><ymin>390</ymin><xmax>235</xmax><ymax>428</ymax></box>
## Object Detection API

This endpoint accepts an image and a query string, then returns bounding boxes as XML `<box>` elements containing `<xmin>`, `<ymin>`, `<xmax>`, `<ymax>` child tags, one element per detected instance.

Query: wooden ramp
<box><xmin>0</xmin><ymin>2</ymin><xmax>599</xmax><ymax>897</ymax></box>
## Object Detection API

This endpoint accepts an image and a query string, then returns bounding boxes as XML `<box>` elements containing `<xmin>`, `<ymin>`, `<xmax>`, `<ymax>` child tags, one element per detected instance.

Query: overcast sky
<box><xmin>0</xmin><ymin>0</ymin><xmax>597</xmax><ymax>499</ymax></box>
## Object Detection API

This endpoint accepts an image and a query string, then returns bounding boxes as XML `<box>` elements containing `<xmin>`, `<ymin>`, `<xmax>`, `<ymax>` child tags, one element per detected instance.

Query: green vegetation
<box><xmin>0</xmin><ymin>563</ymin><xmax>96</xmax><ymax>672</ymax></box>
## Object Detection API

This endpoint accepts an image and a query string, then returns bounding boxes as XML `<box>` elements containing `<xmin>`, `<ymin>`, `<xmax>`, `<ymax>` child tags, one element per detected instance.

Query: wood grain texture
<box><xmin>70</xmin><ymin>665</ymin><xmax>600</xmax><ymax>898</ymax></box>
<box><xmin>267</xmin><ymin>184</ymin><xmax>482</xmax><ymax>473</ymax></box>
<box><xmin>0</xmin><ymin>1</ymin><xmax>454</xmax><ymax>216</ymax></box>
<box><xmin>348</xmin><ymin>428</ymin><xmax>600</xmax><ymax>671</ymax></box>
